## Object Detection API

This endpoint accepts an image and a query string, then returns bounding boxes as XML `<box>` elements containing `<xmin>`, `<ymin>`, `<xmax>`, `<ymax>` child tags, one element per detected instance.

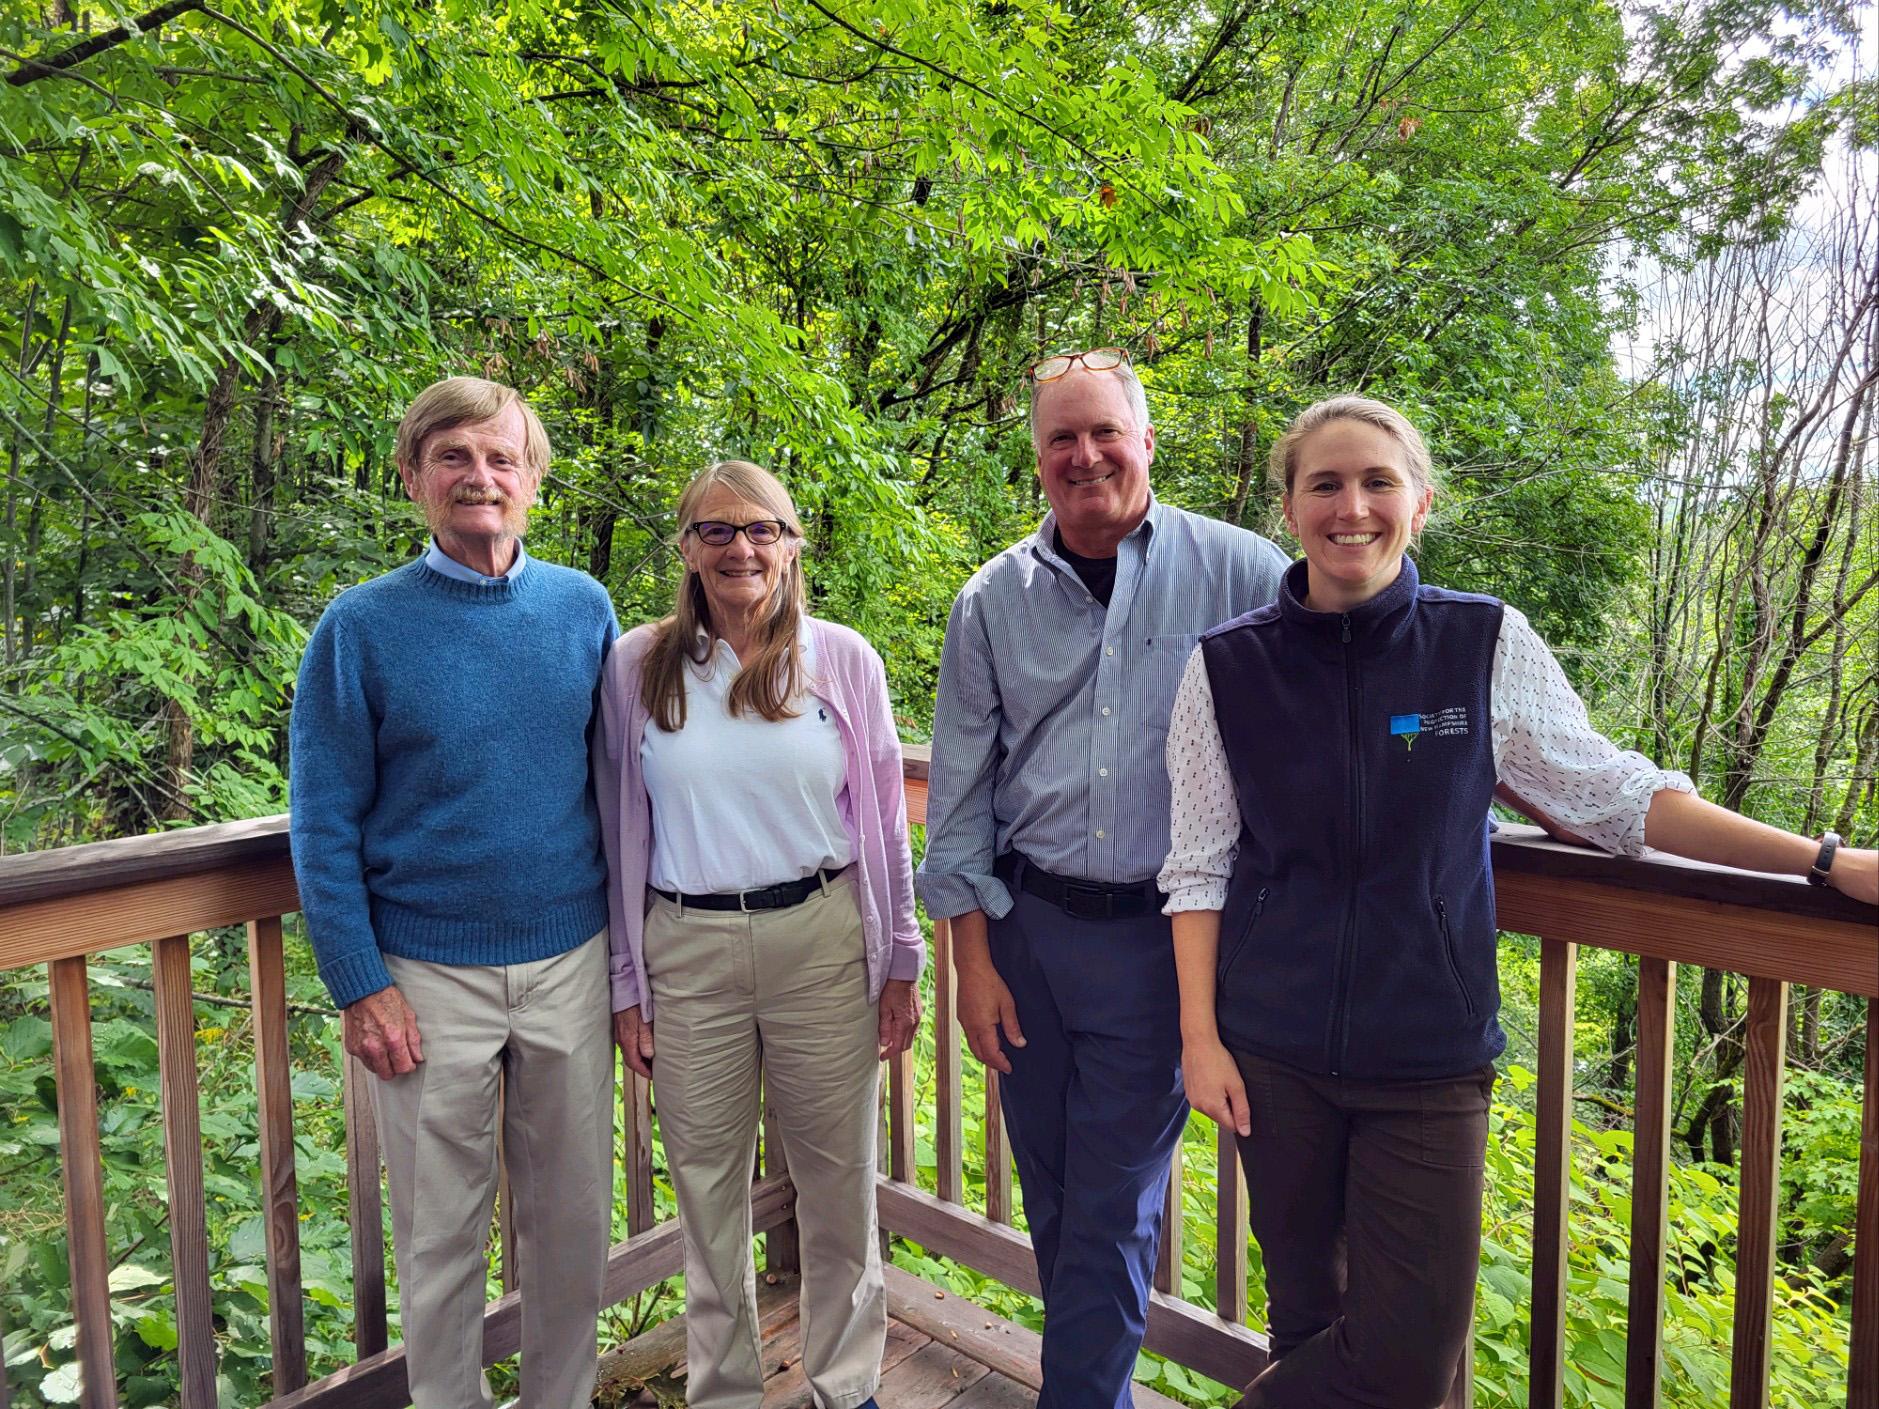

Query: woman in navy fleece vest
<box><xmin>1157</xmin><ymin>395</ymin><xmax>1876</xmax><ymax>1409</ymax></box>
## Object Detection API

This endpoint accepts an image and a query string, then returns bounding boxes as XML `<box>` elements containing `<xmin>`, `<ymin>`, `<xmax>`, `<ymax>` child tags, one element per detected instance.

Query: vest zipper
<box><xmin>1435</xmin><ymin>895</ymin><xmax>1476</xmax><ymax>1017</ymax></box>
<box><xmin>1217</xmin><ymin>886</ymin><xmax>1267</xmax><ymax>983</ymax></box>
<box><xmin>1325</xmin><ymin>619</ymin><xmax>1362</xmax><ymax>1074</ymax></box>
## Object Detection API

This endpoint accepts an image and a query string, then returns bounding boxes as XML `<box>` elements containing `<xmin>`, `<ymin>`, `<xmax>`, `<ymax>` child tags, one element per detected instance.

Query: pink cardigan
<box><xmin>595</xmin><ymin>617</ymin><xmax>925</xmax><ymax>1017</ymax></box>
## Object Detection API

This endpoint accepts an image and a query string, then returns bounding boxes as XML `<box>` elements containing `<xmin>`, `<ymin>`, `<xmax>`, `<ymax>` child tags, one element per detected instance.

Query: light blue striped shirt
<box><xmin>916</xmin><ymin>497</ymin><xmax>1290</xmax><ymax>920</ymax></box>
<box><xmin>424</xmin><ymin>537</ymin><xmax>528</xmax><ymax>585</ymax></box>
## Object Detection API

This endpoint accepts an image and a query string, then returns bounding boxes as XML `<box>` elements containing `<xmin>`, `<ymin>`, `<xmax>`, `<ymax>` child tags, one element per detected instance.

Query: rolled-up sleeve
<box><xmin>916</xmin><ymin>585</ymin><xmax>1014</xmax><ymax>920</ymax></box>
<box><xmin>1159</xmin><ymin>645</ymin><xmax>1240</xmax><ymax>913</ymax></box>
<box><xmin>1492</xmin><ymin>607</ymin><xmax>1695</xmax><ymax>857</ymax></box>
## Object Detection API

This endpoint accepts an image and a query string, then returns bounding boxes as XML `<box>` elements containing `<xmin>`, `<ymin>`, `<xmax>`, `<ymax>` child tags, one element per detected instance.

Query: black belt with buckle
<box><xmin>997</xmin><ymin>854</ymin><xmax>1164</xmax><ymax>921</ymax></box>
<box><xmin>651</xmin><ymin>866</ymin><xmax>848</xmax><ymax>913</ymax></box>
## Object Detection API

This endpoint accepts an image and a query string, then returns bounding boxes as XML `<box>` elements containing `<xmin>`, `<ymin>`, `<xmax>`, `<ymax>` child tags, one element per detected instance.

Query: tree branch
<box><xmin>6</xmin><ymin>0</ymin><xmax>203</xmax><ymax>86</ymax></box>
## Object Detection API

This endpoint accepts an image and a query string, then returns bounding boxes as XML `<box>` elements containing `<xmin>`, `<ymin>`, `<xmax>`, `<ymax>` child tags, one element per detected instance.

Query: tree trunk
<box><xmin>247</xmin><ymin>363</ymin><xmax>282</xmax><ymax>573</ymax></box>
<box><xmin>5</xmin><ymin>282</ymin><xmax>38</xmax><ymax>664</ymax></box>
<box><xmin>1608</xmin><ymin>968</ymin><xmax>1636</xmax><ymax>1095</ymax></box>
<box><xmin>18</xmin><ymin>293</ymin><xmax>72</xmax><ymax>654</ymax></box>
<box><xmin>1226</xmin><ymin>300</ymin><xmax>1265</xmax><ymax>527</ymax></box>
<box><xmin>163</xmin><ymin>145</ymin><xmax>347</xmax><ymax>817</ymax></box>
<box><xmin>1685</xmin><ymin>967</ymin><xmax>1741</xmax><ymax>1165</ymax></box>
<box><xmin>73</xmin><ymin>349</ymin><xmax>96</xmax><ymax>630</ymax></box>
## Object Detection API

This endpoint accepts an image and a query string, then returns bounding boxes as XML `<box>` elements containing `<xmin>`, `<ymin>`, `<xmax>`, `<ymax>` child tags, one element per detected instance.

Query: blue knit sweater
<box><xmin>289</xmin><ymin>556</ymin><xmax>619</xmax><ymax>1008</ymax></box>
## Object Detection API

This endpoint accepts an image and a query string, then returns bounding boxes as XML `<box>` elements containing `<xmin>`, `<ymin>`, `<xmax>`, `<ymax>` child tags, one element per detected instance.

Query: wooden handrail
<box><xmin>1</xmin><ymin>751</ymin><xmax>1873</xmax><ymax>1409</ymax></box>
<box><xmin>4</xmin><ymin>805</ymin><xmax>1868</xmax><ymax>995</ymax></box>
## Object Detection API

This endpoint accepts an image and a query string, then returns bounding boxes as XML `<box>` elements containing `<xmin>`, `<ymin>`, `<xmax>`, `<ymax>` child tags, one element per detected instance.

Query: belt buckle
<box><xmin>739</xmin><ymin>887</ymin><xmax>762</xmax><ymax>913</ymax></box>
<box><xmin>1062</xmin><ymin>882</ymin><xmax>1112</xmax><ymax>922</ymax></box>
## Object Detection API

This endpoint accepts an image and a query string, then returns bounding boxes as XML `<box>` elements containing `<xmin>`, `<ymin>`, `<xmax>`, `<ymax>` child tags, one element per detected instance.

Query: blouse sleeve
<box><xmin>1491</xmin><ymin>606</ymin><xmax>1695</xmax><ymax>857</ymax></box>
<box><xmin>1158</xmin><ymin>645</ymin><xmax>1242</xmax><ymax>913</ymax></box>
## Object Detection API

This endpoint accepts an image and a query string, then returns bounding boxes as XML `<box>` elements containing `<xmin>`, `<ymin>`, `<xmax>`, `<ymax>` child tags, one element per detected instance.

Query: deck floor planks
<box><xmin>598</xmin><ymin>1265</ymin><xmax>1200</xmax><ymax>1408</ymax></box>
<box><xmin>758</xmin><ymin>1315</ymin><xmax>931</xmax><ymax>1407</ymax></box>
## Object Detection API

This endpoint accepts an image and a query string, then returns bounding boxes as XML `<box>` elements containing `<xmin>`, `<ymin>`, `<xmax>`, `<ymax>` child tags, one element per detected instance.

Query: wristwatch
<box><xmin>1806</xmin><ymin>831</ymin><xmax>1840</xmax><ymax>886</ymax></box>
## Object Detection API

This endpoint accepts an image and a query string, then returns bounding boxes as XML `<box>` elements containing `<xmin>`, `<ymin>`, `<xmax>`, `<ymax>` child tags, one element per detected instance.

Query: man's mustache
<box><xmin>451</xmin><ymin>488</ymin><xmax>508</xmax><ymax>506</ymax></box>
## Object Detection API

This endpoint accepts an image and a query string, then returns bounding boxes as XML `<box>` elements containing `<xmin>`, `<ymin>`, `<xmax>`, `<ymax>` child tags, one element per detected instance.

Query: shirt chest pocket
<box><xmin>1137</xmin><ymin>633</ymin><xmax>1202</xmax><ymax>733</ymax></box>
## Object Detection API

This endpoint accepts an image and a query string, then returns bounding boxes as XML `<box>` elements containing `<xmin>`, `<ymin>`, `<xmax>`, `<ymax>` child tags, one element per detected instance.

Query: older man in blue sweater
<box><xmin>289</xmin><ymin>377</ymin><xmax>619</xmax><ymax>1409</ymax></box>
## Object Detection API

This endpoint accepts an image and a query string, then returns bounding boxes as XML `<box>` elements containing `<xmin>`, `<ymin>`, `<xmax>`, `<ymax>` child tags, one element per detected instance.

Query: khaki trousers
<box><xmin>376</xmin><ymin>931</ymin><xmax>613</xmax><ymax>1409</ymax></box>
<box><xmin>645</xmin><ymin>875</ymin><xmax>885</xmax><ymax>1409</ymax></box>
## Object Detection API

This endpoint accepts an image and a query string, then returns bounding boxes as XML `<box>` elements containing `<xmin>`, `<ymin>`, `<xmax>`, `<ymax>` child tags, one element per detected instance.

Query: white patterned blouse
<box><xmin>1158</xmin><ymin>605</ymin><xmax>1696</xmax><ymax>914</ymax></box>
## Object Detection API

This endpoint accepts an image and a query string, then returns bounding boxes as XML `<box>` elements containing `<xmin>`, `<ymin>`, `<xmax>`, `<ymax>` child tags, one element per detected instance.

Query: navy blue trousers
<box><xmin>989</xmin><ymin>877</ymin><xmax>1188</xmax><ymax>1409</ymax></box>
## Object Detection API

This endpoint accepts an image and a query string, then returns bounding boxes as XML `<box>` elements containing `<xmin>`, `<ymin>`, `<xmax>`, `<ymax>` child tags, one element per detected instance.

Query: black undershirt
<box><xmin>1053</xmin><ymin>528</ymin><xmax>1118</xmax><ymax>607</ymax></box>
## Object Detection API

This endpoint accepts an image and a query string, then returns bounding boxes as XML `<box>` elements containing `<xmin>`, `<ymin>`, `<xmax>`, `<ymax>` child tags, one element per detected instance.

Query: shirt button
<box><xmin>1095</xmin><ymin>829</ymin><xmax>1106</xmax><ymax>839</ymax></box>
<box><xmin>1101</xmin><ymin>706</ymin><xmax>1111</xmax><ymax>716</ymax></box>
<box><xmin>1105</xmin><ymin>646</ymin><xmax>1115</xmax><ymax>656</ymax></box>
<box><xmin>1099</xmin><ymin>767</ymin><xmax>1109</xmax><ymax>777</ymax></box>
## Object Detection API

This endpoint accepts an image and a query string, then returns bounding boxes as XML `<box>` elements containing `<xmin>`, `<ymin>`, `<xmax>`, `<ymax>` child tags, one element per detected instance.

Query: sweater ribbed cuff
<box><xmin>320</xmin><ymin>948</ymin><xmax>395</xmax><ymax>1010</ymax></box>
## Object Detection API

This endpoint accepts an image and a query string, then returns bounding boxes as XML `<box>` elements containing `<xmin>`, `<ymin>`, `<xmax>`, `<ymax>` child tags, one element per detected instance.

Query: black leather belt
<box><xmin>996</xmin><ymin>853</ymin><xmax>1164</xmax><ymax>921</ymax></box>
<box><xmin>651</xmin><ymin>866</ymin><xmax>848</xmax><ymax>913</ymax></box>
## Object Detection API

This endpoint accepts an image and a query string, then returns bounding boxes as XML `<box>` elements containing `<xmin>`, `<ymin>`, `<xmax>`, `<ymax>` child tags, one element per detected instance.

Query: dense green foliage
<box><xmin>0</xmin><ymin>0</ymin><xmax>1872</xmax><ymax>1404</ymax></box>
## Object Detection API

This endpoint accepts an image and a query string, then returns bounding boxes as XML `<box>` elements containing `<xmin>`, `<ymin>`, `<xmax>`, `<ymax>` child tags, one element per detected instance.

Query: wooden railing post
<box><xmin>622</xmin><ymin>1066</ymin><xmax>656</xmax><ymax>1236</ymax></box>
<box><xmin>1729</xmin><ymin>977</ymin><xmax>1789</xmax><ymax>1409</ymax></box>
<box><xmin>496</xmin><ymin>1073</ymin><xmax>516</xmax><ymax>1294</ymax></box>
<box><xmin>1155</xmin><ymin>1141</ymin><xmax>1183</xmax><ymax>1295</ymax></box>
<box><xmin>1215</xmin><ymin>1124</ymin><xmax>1248</xmax><ymax>1324</ymax></box>
<box><xmin>1625</xmin><ymin>958</ymin><xmax>1676</xmax><ymax>1409</ymax></box>
<box><xmin>1442</xmin><ymin>1320</ymin><xmax>1474</xmax><ymax>1409</ymax></box>
<box><xmin>763</xmin><ymin>1067</ymin><xmax>801</xmax><ymax>1276</ymax></box>
<box><xmin>341</xmin><ymin>1054</ymin><xmax>387</xmax><ymax>1360</ymax></box>
<box><xmin>1849</xmin><ymin>996</ymin><xmax>1878</xmax><ymax>1408</ymax></box>
<box><xmin>887</xmin><ymin>1043</ymin><xmax>915</xmax><ymax>1184</ymax></box>
<box><xmin>152</xmin><ymin>935</ymin><xmax>218</xmax><ymax>1408</ymax></box>
<box><xmin>1529</xmin><ymin>937</ymin><xmax>1577</xmax><ymax>1409</ymax></box>
<box><xmin>48</xmin><ymin>955</ymin><xmax>116</xmax><ymax>1409</ymax></box>
<box><xmin>985</xmin><ymin>1067</ymin><xmax>1012</xmax><ymax>1224</ymax></box>
<box><xmin>933</xmin><ymin>918</ymin><xmax>963</xmax><ymax>1204</ymax></box>
<box><xmin>246</xmin><ymin>916</ymin><xmax>306</xmax><ymax>1395</ymax></box>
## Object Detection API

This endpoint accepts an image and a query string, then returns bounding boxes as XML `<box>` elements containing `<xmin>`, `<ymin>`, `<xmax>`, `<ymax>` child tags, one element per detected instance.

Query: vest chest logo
<box><xmin>1388</xmin><ymin>706</ymin><xmax>1470</xmax><ymax>753</ymax></box>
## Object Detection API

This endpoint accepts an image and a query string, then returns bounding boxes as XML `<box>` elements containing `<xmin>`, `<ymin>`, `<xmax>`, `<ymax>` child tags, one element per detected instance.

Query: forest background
<box><xmin>0</xmin><ymin>0</ymin><xmax>1873</xmax><ymax>1404</ymax></box>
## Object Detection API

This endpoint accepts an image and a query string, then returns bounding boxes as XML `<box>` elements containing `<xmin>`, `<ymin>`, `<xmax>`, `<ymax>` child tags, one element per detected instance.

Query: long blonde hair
<box><xmin>641</xmin><ymin>460</ymin><xmax>808</xmax><ymax>733</ymax></box>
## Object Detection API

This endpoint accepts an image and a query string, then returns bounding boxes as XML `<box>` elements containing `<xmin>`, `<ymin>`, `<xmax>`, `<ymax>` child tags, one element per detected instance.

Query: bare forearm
<box><xmin>1171</xmin><ymin>909</ymin><xmax>1224</xmax><ymax>1044</ymax></box>
<box><xmin>949</xmin><ymin>908</ymin><xmax>992</xmax><ymax>971</ymax></box>
<box><xmin>1644</xmin><ymin>789</ymin><xmax>1817</xmax><ymax>876</ymax></box>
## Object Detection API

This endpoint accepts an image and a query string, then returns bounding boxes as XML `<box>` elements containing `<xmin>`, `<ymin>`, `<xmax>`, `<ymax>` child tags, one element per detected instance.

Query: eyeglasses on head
<box><xmin>1027</xmin><ymin>347</ymin><xmax>1130</xmax><ymax>384</ymax></box>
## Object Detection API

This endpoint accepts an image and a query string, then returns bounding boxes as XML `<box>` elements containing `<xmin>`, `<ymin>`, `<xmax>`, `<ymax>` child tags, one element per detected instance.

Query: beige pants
<box><xmin>376</xmin><ymin>930</ymin><xmax>613</xmax><ymax>1409</ymax></box>
<box><xmin>645</xmin><ymin>875</ymin><xmax>885</xmax><ymax>1409</ymax></box>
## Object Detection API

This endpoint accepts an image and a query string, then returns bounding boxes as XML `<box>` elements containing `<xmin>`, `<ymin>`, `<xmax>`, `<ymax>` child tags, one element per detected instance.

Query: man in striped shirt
<box><xmin>916</xmin><ymin>349</ymin><xmax>1289</xmax><ymax>1409</ymax></box>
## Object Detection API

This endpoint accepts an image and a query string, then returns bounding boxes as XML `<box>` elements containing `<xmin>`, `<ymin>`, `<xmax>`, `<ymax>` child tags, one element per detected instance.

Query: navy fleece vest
<box><xmin>1203</xmin><ymin>557</ymin><xmax>1506</xmax><ymax>1079</ymax></box>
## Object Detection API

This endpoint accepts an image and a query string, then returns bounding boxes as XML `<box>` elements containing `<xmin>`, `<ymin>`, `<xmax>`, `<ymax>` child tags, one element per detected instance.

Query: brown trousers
<box><xmin>1228</xmin><ymin>1048</ymin><xmax>1493</xmax><ymax>1409</ymax></box>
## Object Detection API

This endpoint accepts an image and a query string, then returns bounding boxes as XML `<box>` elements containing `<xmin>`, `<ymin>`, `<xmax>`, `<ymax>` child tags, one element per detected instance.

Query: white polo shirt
<box><xmin>640</xmin><ymin>631</ymin><xmax>854</xmax><ymax>894</ymax></box>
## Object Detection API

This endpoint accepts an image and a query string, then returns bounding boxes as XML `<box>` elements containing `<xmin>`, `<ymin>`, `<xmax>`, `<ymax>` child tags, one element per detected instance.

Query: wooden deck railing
<box><xmin>893</xmin><ymin>748</ymin><xmax>1879</xmax><ymax>1409</ymax></box>
<box><xmin>0</xmin><ymin>745</ymin><xmax>1873</xmax><ymax>1409</ymax></box>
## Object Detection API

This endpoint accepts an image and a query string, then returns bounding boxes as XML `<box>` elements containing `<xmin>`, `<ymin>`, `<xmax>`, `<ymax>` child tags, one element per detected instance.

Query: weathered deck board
<box><xmin>594</xmin><ymin>1266</ymin><xmax>1195</xmax><ymax>1408</ymax></box>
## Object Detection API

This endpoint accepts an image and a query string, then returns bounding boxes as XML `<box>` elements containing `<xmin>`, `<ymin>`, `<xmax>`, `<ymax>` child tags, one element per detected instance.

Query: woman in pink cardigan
<box><xmin>594</xmin><ymin>459</ymin><xmax>922</xmax><ymax>1409</ymax></box>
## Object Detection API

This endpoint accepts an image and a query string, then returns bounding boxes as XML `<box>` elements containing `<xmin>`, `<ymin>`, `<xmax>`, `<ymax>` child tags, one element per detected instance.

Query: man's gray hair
<box><xmin>396</xmin><ymin>376</ymin><xmax>551</xmax><ymax>478</ymax></box>
<box><xmin>1029</xmin><ymin>360</ymin><xmax>1152</xmax><ymax>446</ymax></box>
